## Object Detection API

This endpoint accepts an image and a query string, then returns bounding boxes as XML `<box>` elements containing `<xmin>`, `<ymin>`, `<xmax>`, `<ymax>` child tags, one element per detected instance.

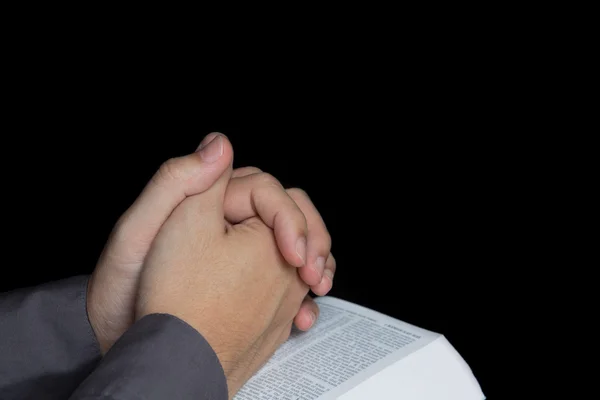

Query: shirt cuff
<box><xmin>0</xmin><ymin>275</ymin><xmax>102</xmax><ymax>398</ymax></box>
<box><xmin>70</xmin><ymin>313</ymin><xmax>228</xmax><ymax>400</ymax></box>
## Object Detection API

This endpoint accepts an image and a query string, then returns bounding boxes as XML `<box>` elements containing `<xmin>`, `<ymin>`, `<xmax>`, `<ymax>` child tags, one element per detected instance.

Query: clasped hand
<box><xmin>86</xmin><ymin>133</ymin><xmax>335</xmax><ymax>397</ymax></box>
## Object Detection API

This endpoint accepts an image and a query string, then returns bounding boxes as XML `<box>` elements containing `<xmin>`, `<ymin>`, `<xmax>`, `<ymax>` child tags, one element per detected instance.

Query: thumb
<box><xmin>105</xmin><ymin>132</ymin><xmax>233</xmax><ymax>266</ymax></box>
<box><xmin>182</xmin><ymin>134</ymin><xmax>234</xmax><ymax>231</ymax></box>
<box><xmin>88</xmin><ymin>133</ymin><xmax>233</xmax><ymax>354</ymax></box>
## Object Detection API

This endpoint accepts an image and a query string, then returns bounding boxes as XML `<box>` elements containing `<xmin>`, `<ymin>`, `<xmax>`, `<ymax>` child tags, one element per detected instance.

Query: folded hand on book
<box><xmin>86</xmin><ymin>133</ymin><xmax>335</xmax><ymax>358</ymax></box>
<box><xmin>135</xmin><ymin>164</ymin><xmax>313</xmax><ymax>397</ymax></box>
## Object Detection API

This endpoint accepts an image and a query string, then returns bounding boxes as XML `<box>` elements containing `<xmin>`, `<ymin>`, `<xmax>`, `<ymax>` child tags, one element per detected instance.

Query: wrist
<box><xmin>137</xmin><ymin>305</ymin><xmax>245</xmax><ymax>384</ymax></box>
<box><xmin>86</xmin><ymin>276</ymin><xmax>112</xmax><ymax>355</ymax></box>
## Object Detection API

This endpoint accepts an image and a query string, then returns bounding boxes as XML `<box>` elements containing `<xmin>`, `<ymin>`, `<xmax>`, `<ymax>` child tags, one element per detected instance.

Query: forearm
<box><xmin>69</xmin><ymin>314</ymin><xmax>228</xmax><ymax>399</ymax></box>
<box><xmin>0</xmin><ymin>275</ymin><xmax>101</xmax><ymax>399</ymax></box>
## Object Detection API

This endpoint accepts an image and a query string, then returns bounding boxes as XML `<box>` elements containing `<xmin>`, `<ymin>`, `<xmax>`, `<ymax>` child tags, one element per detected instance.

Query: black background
<box><xmin>3</xmin><ymin>124</ymin><xmax>497</xmax><ymax>395</ymax></box>
<box><xmin>2</xmin><ymin>50</ymin><xmax>501</xmax><ymax>396</ymax></box>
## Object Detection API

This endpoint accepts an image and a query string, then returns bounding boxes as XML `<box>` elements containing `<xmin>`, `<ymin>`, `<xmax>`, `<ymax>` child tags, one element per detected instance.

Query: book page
<box><xmin>338</xmin><ymin>336</ymin><xmax>485</xmax><ymax>400</ymax></box>
<box><xmin>234</xmin><ymin>296</ymin><xmax>440</xmax><ymax>400</ymax></box>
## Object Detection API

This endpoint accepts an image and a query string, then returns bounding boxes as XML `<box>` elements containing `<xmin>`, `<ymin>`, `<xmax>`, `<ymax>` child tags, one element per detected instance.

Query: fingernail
<box><xmin>314</xmin><ymin>256</ymin><xmax>325</xmax><ymax>279</ymax></box>
<box><xmin>198</xmin><ymin>134</ymin><xmax>223</xmax><ymax>163</ymax></box>
<box><xmin>309</xmin><ymin>311</ymin><xmax>317</xmax><ymax>326</ymax></box>
<box><xmin>296</xmin><ymin>236</ymin><xmax>307</xmax><ymax>265</ymax></box>
<box><xmin>197</xmin><ymin>132</ymin><xmax>220</xmax><ymax>151</ymax></box>
<box><xmin>324</xmin><ymin>268</ymin><xmax>334</xmax><ymax>281</ymax></box>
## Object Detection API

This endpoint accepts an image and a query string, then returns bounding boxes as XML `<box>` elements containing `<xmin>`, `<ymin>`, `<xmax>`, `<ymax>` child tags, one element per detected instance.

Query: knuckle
<box><xmin>287</xmin><ymin>187</ymin><xmax>310</xmax><ymax>201</ymax></box>
<box><xmin>323</xmin><ymin>229</ymin><xmax>332</xmax><ymax>246</ymax></box>
<box><xmin>243</xmin><ymin>216</ymin><xmax>273</xmax><ymax>236</ymax></box>
<box><xmin>239</xmin><ymin>166</ymin><xmax>262</xmax><ymax>175</ymax></box>
<box><xmin>110</xmin><ymin>214</ymin><xmax>131</xmax><ymax>242</ymax></box>
<box><xmin>154</xmin><ymin>158</ymin><xmax>185</xmax><ymax>184</ymax></box>
<box><xmin>255</xmin><ymin>172</ymin><xmax>282</xmax><ymax>188</ymax></box>
<box><xmin>321</xmin><ymin>237</ymin><xmax>332</xmax><ymax>254</ymax></box>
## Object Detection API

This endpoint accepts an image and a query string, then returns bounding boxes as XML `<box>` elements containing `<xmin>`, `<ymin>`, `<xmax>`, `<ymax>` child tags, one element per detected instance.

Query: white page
<box><xmin>234</xmin><ymin>296</ymin><xmax>441</xmax><ymax>399</ymax></box>
<box><xmin>338</xmin><ymin>336</ymin><xmax>485</xmax><ymax>400</ymax></box>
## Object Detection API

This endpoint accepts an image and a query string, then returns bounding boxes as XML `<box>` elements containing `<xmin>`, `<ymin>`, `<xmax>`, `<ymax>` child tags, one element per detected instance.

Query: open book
<box><xmin>234</xmin><ymin>296</ymin><xmax>485</xmax><ymax>399</ymax></box>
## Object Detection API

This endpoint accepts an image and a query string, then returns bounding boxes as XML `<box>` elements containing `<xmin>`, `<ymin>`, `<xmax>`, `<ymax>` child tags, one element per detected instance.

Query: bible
<box><xmin>234</xmin><ymin>296</ymin><xmax>485</xmax><ymax>399</ymax></box>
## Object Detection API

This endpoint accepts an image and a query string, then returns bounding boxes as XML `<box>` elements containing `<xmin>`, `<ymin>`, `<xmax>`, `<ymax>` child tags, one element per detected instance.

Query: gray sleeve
<box><xmin>69</xmin><ymin>313</ymin><xmax>228</xmax><ymax>400</ymax></box>
<box><xmin>0</xmin><ymin>275</ymin><xmax>102</xmax><ymax>400</ymax></box>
